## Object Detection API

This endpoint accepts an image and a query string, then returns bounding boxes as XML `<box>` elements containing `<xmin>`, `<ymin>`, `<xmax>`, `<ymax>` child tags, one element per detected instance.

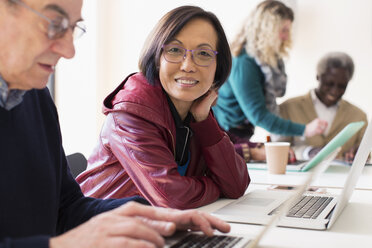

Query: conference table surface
<box><xmin>196</xmin><ymin>164</ymin><xmax>372</xmax><ymax>248</ymax></box>
<box><xmin>198</xmin><ymin>186</ymin><xmax>372</xmax><ymax>248</ymax></box>
<box><xmin>247</xmin><ymin>162</ymin><xmax>372</xmax><ymax>190</ymax></box>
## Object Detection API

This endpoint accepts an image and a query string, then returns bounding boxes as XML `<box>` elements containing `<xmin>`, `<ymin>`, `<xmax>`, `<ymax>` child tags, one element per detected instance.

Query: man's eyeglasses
<box><xmin>162</xmin><ymin>44</ymin><xmax>218</xmax><ymax>67</ymax></box>
<box><xmin>11</xmin><ymin>0</ymin><xmax>86</xmax><ymax>40</ymax></box>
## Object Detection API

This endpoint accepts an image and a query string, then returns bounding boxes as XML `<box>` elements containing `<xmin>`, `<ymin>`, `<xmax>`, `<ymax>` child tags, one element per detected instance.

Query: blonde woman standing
<box><xmin>213</xmin><ymin>0</ymin><xmax>327</xmax><ymax>161</ymax></box>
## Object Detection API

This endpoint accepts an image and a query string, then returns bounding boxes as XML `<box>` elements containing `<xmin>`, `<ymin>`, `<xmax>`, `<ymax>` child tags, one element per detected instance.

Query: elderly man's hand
<box><xmin>50</xmin><ymin>202</ymin><xmax>230</xmax><ymax>248</ymax></box>
<box><xmin>343</xmin><ymin>146</ymin><xmax>358</xmax><ymax>164</ymax></box>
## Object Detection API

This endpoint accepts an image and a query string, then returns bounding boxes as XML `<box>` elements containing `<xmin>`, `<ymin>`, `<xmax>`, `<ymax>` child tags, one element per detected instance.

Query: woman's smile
<box><xmin>175</xmin><ymin>78</ymin><xmax>199</xmax><ymax>87</ymax></box>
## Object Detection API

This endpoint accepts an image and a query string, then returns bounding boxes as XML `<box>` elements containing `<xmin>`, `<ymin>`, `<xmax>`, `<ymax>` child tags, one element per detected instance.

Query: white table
<box><xmin>199</xmin><ymin>186</ymin><xmax>372</xmax><ymax>248</ymax></box>
<box><xmin>247</xmin><ymin>163</ymin><xmax>372</xmax><ymax>190</ymax></box>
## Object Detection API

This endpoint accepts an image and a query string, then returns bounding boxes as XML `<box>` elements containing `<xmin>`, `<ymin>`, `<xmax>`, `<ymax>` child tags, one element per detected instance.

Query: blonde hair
<box><xmin>230</xmin><ymin>0</ymin><xmax>294</xmax><ymax>68</ymax></box>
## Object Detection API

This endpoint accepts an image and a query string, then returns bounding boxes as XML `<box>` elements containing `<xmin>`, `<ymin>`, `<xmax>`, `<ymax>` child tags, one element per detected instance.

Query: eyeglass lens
<box><xmin>12</xmin><ymin>0</ymin><xmax>86</xmax><ymax>40</ymax></box>
<box><xmin>47</xmin><ymin>16</ymin><xmax>86</xmax><ymax>40</ymax></box>
<box><xmin>163</xmin><ymin>44</ymin><xmax>217</xmax><ymax>67</ymax></box>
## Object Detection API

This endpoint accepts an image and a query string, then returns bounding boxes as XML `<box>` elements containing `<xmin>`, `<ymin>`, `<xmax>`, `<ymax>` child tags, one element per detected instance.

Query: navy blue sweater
<box><xmin>0</xmin><ymin>89</ymin><xmax>147</xmax><ymax>248</ymax></box>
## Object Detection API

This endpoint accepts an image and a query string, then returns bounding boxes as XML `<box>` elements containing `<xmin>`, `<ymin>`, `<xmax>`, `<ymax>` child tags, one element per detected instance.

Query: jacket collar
<box><xmin>102</xmin><ymin>72</ymin><xmax>174</xmax><ymax>129</ymax></box>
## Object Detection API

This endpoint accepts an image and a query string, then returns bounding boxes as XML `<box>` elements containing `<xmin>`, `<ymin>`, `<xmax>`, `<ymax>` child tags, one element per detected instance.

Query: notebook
<box><xmin>247</xmin><ymin>121</ymin><xmax>365</xmax><ymax>172</ymax></box>
<box><xmin>213</xmin><ymin>119</ymin><xmax>371</xmax><ymax>230</ymax></box>
<box><xmin>165</xmin><ymin>152</ymin><xmax>327</xmax><ymax>248</ymax></box>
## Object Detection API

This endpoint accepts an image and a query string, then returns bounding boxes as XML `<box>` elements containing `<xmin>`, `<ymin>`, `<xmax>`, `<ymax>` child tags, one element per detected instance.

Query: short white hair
<box><xmin>317</xmin><ymin>52</ymin><xmax>354</xmax><ymax>80</ymax></box>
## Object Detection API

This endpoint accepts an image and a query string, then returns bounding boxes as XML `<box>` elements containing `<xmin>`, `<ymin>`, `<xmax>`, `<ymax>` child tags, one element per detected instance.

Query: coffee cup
<box><xmin>265</xmin><ymin>142</ymin><xmax>290</xmax><ymax>174</ymax></box>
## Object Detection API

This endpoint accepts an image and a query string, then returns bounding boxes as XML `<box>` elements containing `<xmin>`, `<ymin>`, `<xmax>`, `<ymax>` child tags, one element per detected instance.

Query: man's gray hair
<box><xmin>316</xmin><ymin>52</ymin><xmax>354</xmax><ymax>80</ymax></box>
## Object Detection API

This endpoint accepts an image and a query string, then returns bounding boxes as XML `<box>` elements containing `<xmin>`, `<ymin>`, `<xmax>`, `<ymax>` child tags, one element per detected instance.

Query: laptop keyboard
<box><xmin>169</xmin><ymin>233</ymin><xmax>244</xmax><ymax>248</ymax></box>
<box><xmin>287</xmin><ymin>195</ymin><xmax>333</xmax><ymax>219</ymax></box>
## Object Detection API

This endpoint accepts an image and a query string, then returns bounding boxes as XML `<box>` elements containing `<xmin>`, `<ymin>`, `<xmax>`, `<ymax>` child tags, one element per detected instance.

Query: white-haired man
<box><xmin>0</xmin><ymin>1</ymin><xmax>230</xmax><ymax>247</ymax></box>
<box><xmin>274</xmin><ymin>52</ymin><xmax>367</xmax><ymax>163</ymax></box>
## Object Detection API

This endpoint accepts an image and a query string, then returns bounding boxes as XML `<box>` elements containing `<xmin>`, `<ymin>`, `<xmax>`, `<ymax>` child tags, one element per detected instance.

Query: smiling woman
<box><xmin>158</xmin><ymin>18</ymin><xmax>218</xmax><ymax>121</ymax></box>
<box><xmin>76</xmin><ymin>5</ymin><xmax>251</xmax><ymax>209</ymax></box>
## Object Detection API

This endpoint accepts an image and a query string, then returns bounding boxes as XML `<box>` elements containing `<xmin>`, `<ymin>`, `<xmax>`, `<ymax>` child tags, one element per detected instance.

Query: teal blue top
<box><xmin>213</xmin><ymin>51</ymin><xmax>305</xmax><ymax>136</ymax></box>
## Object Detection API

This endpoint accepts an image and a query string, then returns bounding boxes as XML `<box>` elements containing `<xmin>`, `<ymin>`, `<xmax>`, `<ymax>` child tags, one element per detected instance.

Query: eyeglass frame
<box><xmin>161</xmin><ymin>44</ymin><xmax>218</xmax><ymax>67</ymax></box>
<box><xmin>11</xmin><ymin>0</ymin><xmax>86</xmax><ymax>40</ymax></box>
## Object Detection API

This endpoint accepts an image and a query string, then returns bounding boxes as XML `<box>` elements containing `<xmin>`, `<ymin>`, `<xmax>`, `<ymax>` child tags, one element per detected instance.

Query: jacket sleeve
<box><xmin>230</xmin><ymin>56</ymin><xmax>305</xmax><ymax>136</ymax></box>
<box><xmin>355</xmin><ymin>113</ymin><xmax>368</xmax><ymax>148</ymax></box>
<box><xmin>106</xmin><ymin>110</ymin><xmax>248</xmax><ymax>209</ymax></box>
<box><xmin>57</xmin><ymin>154</ymin><xmax>148</xmax><ymax>233</ymax></box>
<box><xmin>0</xmin><ymin>196</ymin><xmax>147</xmax><ymax>248</ymax></box>
<box><xmin>189</xmin><ymin>112</ymin><xmax>250</xmax><ymax>199</ymax></box>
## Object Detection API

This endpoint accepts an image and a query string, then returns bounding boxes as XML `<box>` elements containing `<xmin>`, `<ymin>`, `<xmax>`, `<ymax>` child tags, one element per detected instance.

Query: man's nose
<box><xmin>329</xmin><ymin>86</ymin><xmax>340</xmax><ymax>95</ymax></box>
<box><xmin>50</xmin><ymin>30</ymin><xmax>76</xmax><ymax>59</ymax></box>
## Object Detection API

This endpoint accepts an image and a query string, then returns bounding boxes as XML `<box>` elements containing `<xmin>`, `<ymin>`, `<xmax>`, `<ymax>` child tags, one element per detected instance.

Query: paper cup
<box><xmin>265</xmin><ymin>142</ymin><xmax>290</xmax><ymax>174</ymax></box>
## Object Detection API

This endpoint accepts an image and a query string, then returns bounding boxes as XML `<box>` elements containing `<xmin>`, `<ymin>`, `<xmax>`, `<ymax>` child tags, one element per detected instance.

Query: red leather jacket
<box><xmin>77</xmin><ymin>73</ymin><xmax>250</xmax><ymax>209</ymax></box>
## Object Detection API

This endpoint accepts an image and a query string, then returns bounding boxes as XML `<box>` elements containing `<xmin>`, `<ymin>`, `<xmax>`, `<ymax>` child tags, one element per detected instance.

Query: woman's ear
<box><xmin>211</xmin><ymin>81</ymin><xmax>219</xmax><ymax>90</ymax></box>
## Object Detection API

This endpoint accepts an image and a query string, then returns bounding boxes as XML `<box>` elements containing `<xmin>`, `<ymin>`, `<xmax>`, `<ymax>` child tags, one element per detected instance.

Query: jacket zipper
<box><xmin>179</xmin><ymin>126</ymin><xmax>190</xmax><ymax>165</ymax></box>
<box><xmin>167</xmin><ymin>129</ymin><xmax>176</xmax><ymax>159</ymax></box>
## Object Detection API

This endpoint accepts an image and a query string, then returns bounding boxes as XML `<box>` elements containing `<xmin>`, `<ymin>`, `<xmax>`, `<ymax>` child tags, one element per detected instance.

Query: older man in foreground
<box><xmin>0</xmin><ymin>0</ymin><xmax>230</xmax><ymax>247</ymax></box>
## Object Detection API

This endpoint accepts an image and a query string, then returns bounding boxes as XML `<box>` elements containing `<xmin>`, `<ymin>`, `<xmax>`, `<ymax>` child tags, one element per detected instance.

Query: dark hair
<box><xmin>138</xmin><ymin>5</ymin><xmax>232</xmax><ymax>88</ymax></box>
<box><xmin>317</xmin><ymin>52</ymin><xmax>354</xmax><ymax>80</ymax></box>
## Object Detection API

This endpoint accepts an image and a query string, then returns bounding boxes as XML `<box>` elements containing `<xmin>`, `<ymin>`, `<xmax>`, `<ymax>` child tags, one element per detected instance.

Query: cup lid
<box><xmin>264</xmin><ymin>142</ymin><xmax>290</xmax><ymax>147</ymax></box>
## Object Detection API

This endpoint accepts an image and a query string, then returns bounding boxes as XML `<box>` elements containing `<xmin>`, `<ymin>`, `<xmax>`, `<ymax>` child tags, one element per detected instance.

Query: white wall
<box><xmin>55</xmin><ymin>0</ymin><xmax>98</xmax><ymax>156</ymax></box>
<box><xmin>56</xmin><ymin>0</ymin><xmax>372</xmax><ymax>157</ymax></box>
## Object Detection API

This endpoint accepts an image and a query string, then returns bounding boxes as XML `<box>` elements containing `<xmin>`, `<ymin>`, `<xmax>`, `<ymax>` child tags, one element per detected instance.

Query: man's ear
<box><xmin>316</xmin><ymin>75</ymin><xmax>319</xmax><ymax>81</ymax></box>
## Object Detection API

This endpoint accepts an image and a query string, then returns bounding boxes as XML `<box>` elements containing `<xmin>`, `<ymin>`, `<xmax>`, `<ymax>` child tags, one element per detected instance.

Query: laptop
<box><xmin>247</xmin><ymin>121</ymin><xmax>365</xmax><ymax>172</ymax></box>
<box><xmin>165</xmin><ymin>153</ymin><xmax>328</xmax><ymax>248</ymax></box>
<box><xmin>213</xmin><ymin>119</ymin><xmax>371</xmax><ymax>230</ymax></box>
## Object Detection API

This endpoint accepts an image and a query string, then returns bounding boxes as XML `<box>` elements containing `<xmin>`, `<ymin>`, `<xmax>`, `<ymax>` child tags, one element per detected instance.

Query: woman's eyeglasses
<box><xmin>11</xmin><ymin>0</ymin><xmax>86</xmax><ymax>40</ymax></box>
<box><xmin>162</xmin><ymin>44</ymin><xmax>218</xmax><ymax>67</ymax></box>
